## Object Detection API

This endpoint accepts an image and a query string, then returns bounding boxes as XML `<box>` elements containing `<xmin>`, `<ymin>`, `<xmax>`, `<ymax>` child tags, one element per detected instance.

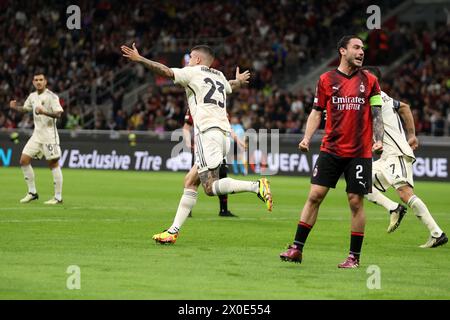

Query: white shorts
<box><xmin>372</xmin><ymin>155</ymin><xmax>414</xmax><ymax>192</ymax></box>
<box><xmin>195</xmin><ymin>128</ymin><xmax>230</xmax><ymax>173</ymax></box>
<box><xmin>23</xmin><ymin>136</ymin><xmax>62</xmax><ymax>161</ymax></box>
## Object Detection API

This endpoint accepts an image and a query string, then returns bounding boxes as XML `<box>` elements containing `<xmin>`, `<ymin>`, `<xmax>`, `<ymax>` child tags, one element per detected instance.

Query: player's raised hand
<box><xmin>235</xmin><ymin>67</ymin><xmax>250</xmax><ymax>85</ymax></box>
<box><xmin>121</xmin><ymin>42</ymin><xmax>141</xmax><ymax>62</ymax></box>
<box><xmin>298</xmin><ymin>138</ymin><xmax>310</xmax><ymax>152</ymax></box>
<box><xmin>372</xmin><ymin>141</ymin><xmax>383</xmax><ymax>154</ymax></box>
<box><xmin>407</xmin><ymin>135</ymin><xmax>419</xmax><ymax>150</ymax></box>
<box><xmin>9</xmin><ymin>100</ymin><xmax>17</xmax><ymax>109</ymax></box>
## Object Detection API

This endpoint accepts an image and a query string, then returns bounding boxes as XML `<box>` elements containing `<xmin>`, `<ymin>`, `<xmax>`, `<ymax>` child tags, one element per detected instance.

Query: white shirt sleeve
<box><xmin>23</xmin><ymin>95</ymin><xmax>32</xmax><ymax>112</ymax></box>
<box><xmin>171</xmin><ymin>67</ymin><xmax>195</xmax><ymax>87</ymax></box>
<box><xmin>222</xmin><ymin>73</ymin><xmax>232</xmax><ymax>94</ymax></box>
<box><xmin>50</xmin><ymin>95</ymin><xmax>63</xmax><ymax>113</ymax></box>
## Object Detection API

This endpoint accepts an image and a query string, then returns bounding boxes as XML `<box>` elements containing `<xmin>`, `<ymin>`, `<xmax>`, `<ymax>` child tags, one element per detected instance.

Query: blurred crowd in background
<box><xmin>0</xmin><ymin>0</ymin><xmax>448</xmax><ymax>136</ymax></box>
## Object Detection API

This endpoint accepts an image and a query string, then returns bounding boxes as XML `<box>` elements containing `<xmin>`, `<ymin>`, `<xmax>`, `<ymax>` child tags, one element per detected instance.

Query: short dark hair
<box><xmin>191</xmin><ymin>45</ymin><xmax>215</xmax><ymax>60</ymax></box>
<box><xmin>33</xmin><ymin>69</ymin><xmax>46</xmax><ymax>78</ymax></box>
<box><xmin>337</xmin><ymin>35</ymin><xmax>364</xmax><ymax>57</ymax></box>
<box><xmin>362</xmin><ymin>66</ymin><xmax>382</xmax><ymax>81</ymax></box>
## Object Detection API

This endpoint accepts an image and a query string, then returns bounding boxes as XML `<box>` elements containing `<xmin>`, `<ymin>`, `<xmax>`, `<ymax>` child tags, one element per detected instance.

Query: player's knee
<box><xmin>398</xmin><ymin>192</ymin><xmax>408</xmax><ymax>204</ymax></box>
<box><xmin>184</xmin><ymin>174</ymin><xmax>193</xmax><ymax>187</ymax></box>
<box><xmin>20</xmin><ymin>156</ymin><xmax>30</xmax><ymax>166</ymax></box>
<box><xmin>348</xmin><ymin>194</ymin><xmax>363</xmax><ymax>212</ymax></box>
<box><xmin>48</xmin><ymin>160</ymin><xmax>59</xmax><ymax>169</ymax></box>
<box><xmin>349</xmin><ymin>202</ymin><xmax>363</xmax><ymax>214</ymax></box>
<box><xmin>185</xmin><ymin>180</ymin><xmax>200</xmax><ymax>190</ymax></box>
<box><xmin>397</xmin><ymin>187</ymin><xmax>414</xmax><ymax>204</ymax></box>
<box><xmin>202</xmin><ymin>182</ymin><xmax>215</xmax><ymax>196</ymax></box>
<box><xmin>308</xmin><ymin>192</ymin><xmax>325</xmax><ymax>206</ymax></box>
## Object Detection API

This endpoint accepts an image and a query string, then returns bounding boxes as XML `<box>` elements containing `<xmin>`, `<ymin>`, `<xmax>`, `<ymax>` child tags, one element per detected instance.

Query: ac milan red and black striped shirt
<box><xmin>313</xmin><ymin>68</ymin><xmax>381</xmax><ymax>158</ymax></box>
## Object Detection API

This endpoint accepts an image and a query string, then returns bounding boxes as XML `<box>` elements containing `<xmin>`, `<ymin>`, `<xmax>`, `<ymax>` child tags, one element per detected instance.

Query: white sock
<box><xmin>52</xmin><ymin>167</ymin><xmax>63</xmax><ymax>201</ymax></box>
<box><xmin>21</xmin><ymin>165</ymin><xmax>36</xmax><ymax>194</ymax></box>
<box><xmin>168</xmin><ymin>189</ymin><xmax>198</xmax><ymax>234</ymax></box>
<box><xmin>212</xmin><ymin>178</ymin><xmax>259</xmax><ymax>196</ymax></box>
<box><xmin>407</xmin><ymin>195</ymin><xmax>443</xmax><ymax>238</ymax></box>
<box><xmin>366</xmin><ymin>188</ymin><xmax>399</xmax><ymax>212</ymax></box>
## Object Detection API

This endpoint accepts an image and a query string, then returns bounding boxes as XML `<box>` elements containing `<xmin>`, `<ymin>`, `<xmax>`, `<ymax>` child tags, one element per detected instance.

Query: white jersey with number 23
<box><xmin>171</xmin><ymin>65</ymin><xmax>232</xmax><ymax>134</ymax></box>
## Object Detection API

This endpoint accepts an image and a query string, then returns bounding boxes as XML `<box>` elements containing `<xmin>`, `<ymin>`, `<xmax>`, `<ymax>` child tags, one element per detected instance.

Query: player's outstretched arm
<box><xmin>9</xmin><ymin>100</ymin><xmax>27</xmax><ymax>113</ymax></box>
<box><xmin>229</xmin><ymin>67</ymin><xmax>250</xmax><ymax>91</ymax></box>
<box><xmin>398</xmin><ymin>101</ymin><xmax>418</xmax><ymax>150</ymax></box>
<box><xmin>299</xmin><ymin>109</ymin><xmax>322</xmax><ymax>152</ymax></box>
<box><xmin>121</xmin><ymin>43</ymin><xmax>174</xmax><ymax>79</ymax></box>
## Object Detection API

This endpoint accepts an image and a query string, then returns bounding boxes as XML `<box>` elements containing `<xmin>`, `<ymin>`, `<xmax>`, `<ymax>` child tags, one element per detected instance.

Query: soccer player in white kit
<box><xmin>9</xmin><ymin>72</ymin><xmax>64</xmax><ymax>205</ymax></box>
<box><xmin>363</xmin><ymin>67</ymin><xmax>447</xmax><ymax>248</ymax></box>
<box><xmin>121</xmin><ymin>43</ymin><xmax>273</xmax><ymax>244</ymax></box>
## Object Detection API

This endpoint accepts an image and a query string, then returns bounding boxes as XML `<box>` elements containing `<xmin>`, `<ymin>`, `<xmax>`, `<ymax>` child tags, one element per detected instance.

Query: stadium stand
<box><xmin>0</xmin><ymin>0</ymin><xmax>448</xmax><ymax>135</ymax></box>
<box><xmin>382</xmin><ymin>23</ymin><xmax>449</xmax><ymax>136</ymax></box>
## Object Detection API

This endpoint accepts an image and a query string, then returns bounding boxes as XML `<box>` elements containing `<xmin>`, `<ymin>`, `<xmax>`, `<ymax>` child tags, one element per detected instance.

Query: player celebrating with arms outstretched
<box><xmin>280</xmin><ymin>35</ymin><xmax>384</xmax><ymax>268</ymax></box>
<box><xmin>121</xmin><ymin>43</ymin><xmax>273</xmax><ymax>244</ymax></box>
<box><xmin>9</xmin><ymin>72</ymin><xmax>64</xmax><ymax>204</ymax></box>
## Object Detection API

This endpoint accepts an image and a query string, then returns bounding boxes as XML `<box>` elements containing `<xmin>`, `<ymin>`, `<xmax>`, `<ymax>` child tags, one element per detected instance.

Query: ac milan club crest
<box><xmin>313</xmin><ymin>166</ymin><xmax>318</xmax><ymax>177</ymax></box>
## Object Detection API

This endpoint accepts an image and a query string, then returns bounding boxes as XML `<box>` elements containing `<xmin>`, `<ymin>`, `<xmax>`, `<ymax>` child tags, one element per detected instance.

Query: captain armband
<box><xmin>370</xmin><ymin>94</ymin><xmax>382</xmax><ymax>107</ymax></box>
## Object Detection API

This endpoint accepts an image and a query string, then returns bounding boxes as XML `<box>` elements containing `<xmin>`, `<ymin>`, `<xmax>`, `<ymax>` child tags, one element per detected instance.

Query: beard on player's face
<box><xmin>33</xmin><ymin>80</ymin><xmax>46</xmax><ymax>91</ymax></box>
<box><xmin>346</xmin><ymin>53</ymin><xmax>363</xmax><ymax>68</ymax></box>
<box><xmin>354</xmin><ymin>54</ymin><xmax>364</xmax><ymax>66</ymax></box>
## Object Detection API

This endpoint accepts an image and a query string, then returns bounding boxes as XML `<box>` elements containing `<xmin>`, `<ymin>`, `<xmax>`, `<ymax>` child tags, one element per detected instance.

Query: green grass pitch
<box><xmin>0</xmin><ymin>167</ymin><xmax>449</xmax><ymax>299</ymax></box>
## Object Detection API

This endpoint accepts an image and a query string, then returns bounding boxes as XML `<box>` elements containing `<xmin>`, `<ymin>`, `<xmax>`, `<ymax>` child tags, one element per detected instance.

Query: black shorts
<box><xmin>311</xmin><ymin>151</ymin><xmax>372</xmax><ymax>195</ymax></box>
